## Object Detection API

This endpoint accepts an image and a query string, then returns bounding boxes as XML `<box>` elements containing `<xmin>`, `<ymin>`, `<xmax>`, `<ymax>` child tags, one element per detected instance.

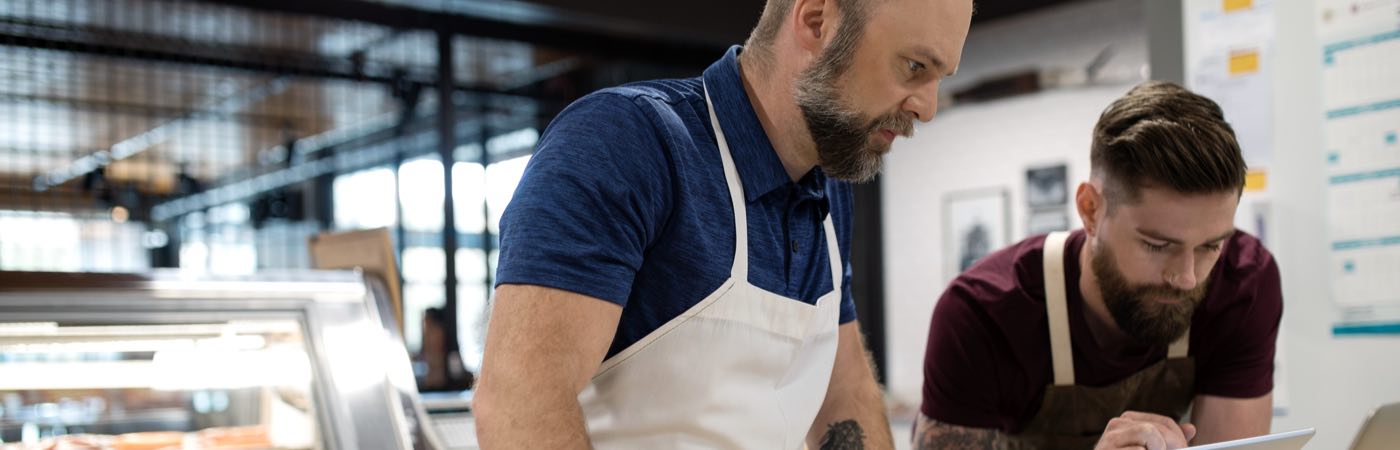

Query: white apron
<box><xmin>576</xmin><ymin>84</ymin><xmax>844</xmax><ymax>449</ymax></box>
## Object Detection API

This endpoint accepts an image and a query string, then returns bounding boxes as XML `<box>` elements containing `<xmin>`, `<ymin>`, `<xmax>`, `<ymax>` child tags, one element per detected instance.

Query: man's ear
<box><xmin>790</xmin><ymin>0</ymin><xmax>834</xmax><ymax>57</ymax></box>
<box><xmin>1076</xmin><ymin>181</ymin><xmax>1105</xmax><ymax>238</ymax></box>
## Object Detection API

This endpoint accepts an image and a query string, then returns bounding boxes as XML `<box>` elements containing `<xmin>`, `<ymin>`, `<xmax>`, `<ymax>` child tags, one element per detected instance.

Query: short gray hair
<box><xmin>742</xmin><ymin>0</ymin><xmax>876</xmax><ymax>69</ymax></box>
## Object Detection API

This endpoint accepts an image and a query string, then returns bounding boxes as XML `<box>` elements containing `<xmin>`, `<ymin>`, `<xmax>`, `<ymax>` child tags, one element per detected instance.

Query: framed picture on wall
<box><xmin>944</xmin><ymin>188</ymin><xmax>1010</xmax><ymax>280</ymax></box>
<box><xmin>1026</xmin><ymin>163</ymin><xmax>1069</xmax><ymax>208</ymax></box>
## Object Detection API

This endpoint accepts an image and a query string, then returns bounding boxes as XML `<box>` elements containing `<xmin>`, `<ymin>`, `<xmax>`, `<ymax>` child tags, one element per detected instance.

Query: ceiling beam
<box><xmin>0</xmin><ymin>18</ymin><xmax>548</xmax><ymax>100</ymax></box>
<box><xmin>201</xmin><ymin>0</ymin><xmax>725</xmax><ymax>68</ymax></box>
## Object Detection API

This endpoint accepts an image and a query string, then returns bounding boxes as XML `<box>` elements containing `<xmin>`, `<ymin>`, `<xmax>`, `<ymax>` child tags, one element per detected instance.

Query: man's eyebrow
<box><xmin>1137</xmin><ymin>228</ymin><xmax>1184</xmax><ymax>245</ymax></box>
<box><xmin>912</xmin><ymin>46</ymin><xmax>954</xmax><ymax>77</ymax></box>
<box><xmin>1204</xmin><ymin>229</ymin><xmax>1237</xmax><ymax>245</ymax></box>
<box><xmin>1137</xmin><ymin>228</ymin><xmax>1236</xmax><ymax>246</ymax></box>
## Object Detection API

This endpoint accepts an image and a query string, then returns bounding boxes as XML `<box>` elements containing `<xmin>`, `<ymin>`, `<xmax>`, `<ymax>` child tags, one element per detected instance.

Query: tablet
<box><xmin>1186</xmin><ymin>428</ymin><xmax>1314</xmax><ymax>450</ymax></box>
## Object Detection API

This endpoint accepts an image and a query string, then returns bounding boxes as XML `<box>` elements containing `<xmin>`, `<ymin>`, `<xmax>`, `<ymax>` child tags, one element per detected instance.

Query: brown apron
<box><xmin>1004</xmin><ymin>231</ymin><xmax>1196</xmax><ymax>450</ymax></box>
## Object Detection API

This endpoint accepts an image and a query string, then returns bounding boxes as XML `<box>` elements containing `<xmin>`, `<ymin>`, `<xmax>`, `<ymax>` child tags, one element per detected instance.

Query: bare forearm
<box><xmin>1191</xmin><ymin>393</ymin><xmax>1272</xmax><ymax>445</ymax></box>
<box><xmin>807</xmin><ymin>379</ymin><xmax>893</xmax><ymax>449</ymax></box>
<box><xmin>806</xmin><ymin>322</ymin><xmax>894</xmax><ymax>449</ymax></box>
<box><xmin>913</xmin><ymin>413</ymin><xmax>1007</xmax><ymax>450</ymax></box>
<box><xmin>473</xmin><ymin>380</ymin><xmax>593</xmax><ymax>449</ymax></box>
<box><xmin>474</xmin><ymin>285</ymin><xmax>621</xmax><ymax>449</ymax></box>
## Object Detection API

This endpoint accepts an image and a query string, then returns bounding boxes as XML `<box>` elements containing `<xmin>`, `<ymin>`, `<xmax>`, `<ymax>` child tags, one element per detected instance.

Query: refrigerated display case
<box><xmin>0</xmin><ymin>270</ymin><xmax>442</xmax><ymax>450</ymax></box>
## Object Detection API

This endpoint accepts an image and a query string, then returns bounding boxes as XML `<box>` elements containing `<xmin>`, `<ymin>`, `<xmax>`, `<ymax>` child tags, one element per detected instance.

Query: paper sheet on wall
<box><xmin>1185</xmin><ymin>0</ymin><xmax>1276</xmax><ymax>171</ymax></box>
<box><xmin>1318</xmin><ymin>0</ymin><xmax>1400</xmax><ymax>331</ymax></box>
<box><xmin>1194</xmin><ymin>0</ymin><xmax>1292</xmax><ymax>415</ymax></box>
<box><xmin>1233</xmin><ymin>194</ymin><xmax>1290</xmax><ymax>415</ymax></box>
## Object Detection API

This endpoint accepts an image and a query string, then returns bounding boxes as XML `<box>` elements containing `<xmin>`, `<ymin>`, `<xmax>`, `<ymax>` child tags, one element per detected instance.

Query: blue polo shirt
<box><xmin>496</xmin><ymin>46</ymin><xmax>857</xmax><ymax>359</ymax></box>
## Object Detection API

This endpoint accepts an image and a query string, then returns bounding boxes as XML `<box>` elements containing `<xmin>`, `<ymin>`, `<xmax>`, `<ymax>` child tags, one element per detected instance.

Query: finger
<box><xmin>1104</xmin><ymin>417</ymin><xmax>1132</xmax><ymax>432</ymax></box>
<box><xmin>1181</xmin><ymin>423</ymin><xmax>1197</xmax><ymax>443</ymax></box>
<box><xmin>1107</xmin><ymin>423</ymin><xmax>1168</xmax><ymax>450</ymax></box>
<box><xmin>1099</xmin><ymin>428</ymin><xmax>1144</xmax><ymax>450</ymax></box>
<box><xmin>1119</xmin><ymin>411</ymin><xmax>1183</xmax><ymax>433</ymax></box>
<box><xmin>1119</xmin><ymin>412</ymin><xmax>1188</xmax><ymax>448</ymax></box>
<box><xmin>1139</xmin><ymin>423</ymin><xmax>1169</xmax><ymax>450</ymax></box>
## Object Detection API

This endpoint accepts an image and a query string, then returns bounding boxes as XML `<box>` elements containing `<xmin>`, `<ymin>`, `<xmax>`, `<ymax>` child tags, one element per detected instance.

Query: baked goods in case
<box><xmin>110</xmin><ymin>431</ymin><xmax>184</xmax><ymax>450</ymax></box>
<box><xmin>196</xmin><ymin>425</ymin><xmax>272</xmax><ymax>449</ymax></box>
<box><xmin>0</xmin><ymin>434</ymin><xmax>108</xmax><ymax>450</ymax></box>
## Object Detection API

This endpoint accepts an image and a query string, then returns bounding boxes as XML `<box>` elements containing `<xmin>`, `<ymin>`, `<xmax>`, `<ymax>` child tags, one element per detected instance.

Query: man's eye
<box><xmin>1144</xmin><ymin>242</ymin><xmax>1169</xmax><ymax>253</ymax></box>
<box><xmin>907</xmin><ymin>59</ymin><xmax>926</xmax><ymax>73</ymax></box>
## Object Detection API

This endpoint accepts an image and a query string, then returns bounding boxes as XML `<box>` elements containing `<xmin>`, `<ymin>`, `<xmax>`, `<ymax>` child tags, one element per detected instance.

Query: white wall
<box><xmin>881</xmin><ymin>1</ymin><xmax>1400</xmax><ymax>448</ymax></box>
<box><xmin>1267</xmin><ymin>1</ymin><xmax>1400</xmax><ymax>448</ymax></box>
<box><xmin>941</xmin><ymin>0</ymin><xmax>1148</xmax><ymax>94</ymax></box>
<box><xmin>881</xmin><ymin>0</ymin><xmax>1147</xmax><ymax>408</ymax></box>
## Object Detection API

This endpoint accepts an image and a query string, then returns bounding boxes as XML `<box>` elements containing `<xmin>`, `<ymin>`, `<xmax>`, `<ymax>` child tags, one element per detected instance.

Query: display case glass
<box><xmin>0</xmin><ymin>271</ymin><xmax>439</xmax><ymax>450</ymax></box>
<box><xmin>1</xmin><ymin>319</ymin><xmax>320</xmax><ymax>449</ymax></box>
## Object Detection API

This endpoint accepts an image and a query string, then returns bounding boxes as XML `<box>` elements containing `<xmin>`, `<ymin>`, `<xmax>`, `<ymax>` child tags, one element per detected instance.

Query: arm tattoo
<box><xmin>914</xmin><ymin>415</ymin><xmax>1006</xmax><ymax>450</ymax></box>
<box><xmin>819</xmin><ymin>420</ymin><xmax>866</xmax><ymax>450</ymax></box>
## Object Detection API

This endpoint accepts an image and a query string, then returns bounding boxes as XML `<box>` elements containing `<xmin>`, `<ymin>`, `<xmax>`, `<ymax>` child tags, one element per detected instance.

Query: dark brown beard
<box><xmin>1091</xmin><ymin>240</ymin><xmax>1208</xmax><ymax>347</ymax></box>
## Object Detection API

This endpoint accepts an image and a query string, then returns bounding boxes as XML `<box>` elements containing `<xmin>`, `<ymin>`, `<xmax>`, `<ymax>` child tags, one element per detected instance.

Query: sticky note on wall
<box><xmin>1229</xmin><ymin>49</ymin><xmax>1261</xmax><ymax>76</ymax></box>
<box><xmin>1223</xmin><ymin>0</ymin><xmax>1253</xmax><ymax>12</ymax></box>
<box><xmin>1244</xmin><ymin>170</ymin><xmax>1268</xmax><ymax>192</ymax></box>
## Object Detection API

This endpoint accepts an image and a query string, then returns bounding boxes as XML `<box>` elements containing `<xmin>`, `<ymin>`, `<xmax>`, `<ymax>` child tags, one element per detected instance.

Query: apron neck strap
<box><xmin>822</xmin><ymin>216</ymin><xmax>842</xmax><ymax>291</ymax></box>
<box><xmin>1168</xmin><ymin>329</ymin><xmax>1190</xmax><ymax>358</ymax></box>
<box><xmin>1042</xmin><ymin>231</ymin><xmax>1076</xmax><ymax>386</ymax></box>
<box><xmin>703</xmin><ymin>83</ymin><xmax>749</xmax><ymax>281</ymax></box>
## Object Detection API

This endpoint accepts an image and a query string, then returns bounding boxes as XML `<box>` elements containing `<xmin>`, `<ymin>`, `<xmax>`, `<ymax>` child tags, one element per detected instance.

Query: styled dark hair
<box><xmin>1091</xmin><ymin>81</ymin><xmax>1246</xmax><ymax>208</ymax></box>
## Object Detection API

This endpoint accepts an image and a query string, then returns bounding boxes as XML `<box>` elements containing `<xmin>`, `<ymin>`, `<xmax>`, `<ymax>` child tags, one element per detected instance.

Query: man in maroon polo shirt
<box><xmin>915</xmin><ymin>81</ymin><xmax>1282</xmax><ymax>450</ymax></box>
